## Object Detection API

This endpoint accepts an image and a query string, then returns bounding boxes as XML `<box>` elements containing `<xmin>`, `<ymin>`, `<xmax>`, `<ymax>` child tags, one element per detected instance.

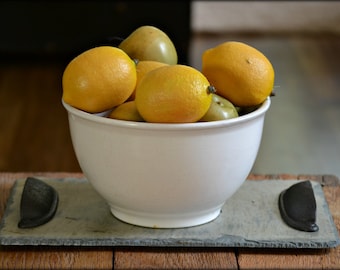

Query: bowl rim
<box><xmin>62</xmin><ymin>97</ymin><xmax>271</xmax><ymax>130</ymax></box>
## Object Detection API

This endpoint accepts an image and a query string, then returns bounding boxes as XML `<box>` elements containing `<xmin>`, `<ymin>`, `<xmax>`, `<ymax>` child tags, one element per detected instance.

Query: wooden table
<box><xmin>0</xmin><ymin>172</ymin><xmax>339</xmax><ymax>269</ymax></box>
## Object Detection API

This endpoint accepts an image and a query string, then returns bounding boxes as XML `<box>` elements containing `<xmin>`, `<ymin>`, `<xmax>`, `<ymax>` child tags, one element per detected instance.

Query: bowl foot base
<box><xmin>109</xmin><ymin>207</ymin><xmax>222</xmax><ymax>228</ymax></box>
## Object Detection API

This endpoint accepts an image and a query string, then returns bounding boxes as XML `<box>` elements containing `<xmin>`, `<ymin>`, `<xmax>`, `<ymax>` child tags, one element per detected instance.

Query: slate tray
<box><xmin>0</xmin><ymin>178</ymin><xmax>339</xmax><ymax>248</ymax></box>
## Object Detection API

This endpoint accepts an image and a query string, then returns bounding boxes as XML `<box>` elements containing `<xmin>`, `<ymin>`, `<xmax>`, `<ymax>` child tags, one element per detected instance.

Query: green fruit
<box><xmin>119</xmin><ymin>25</ymin><xmax>178</xmax><ymax>65</ymax></box>
<box><xmin>200</xmin><ymin>94</ymin><xmax>238</xmax><ymax>122</ymax></box>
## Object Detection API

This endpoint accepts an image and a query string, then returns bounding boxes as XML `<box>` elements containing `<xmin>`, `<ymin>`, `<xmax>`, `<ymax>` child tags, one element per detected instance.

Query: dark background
<box><xmin>0</xmin><ymin>1</ymin><xmax>191</xmax><ymax>64</ymax></box>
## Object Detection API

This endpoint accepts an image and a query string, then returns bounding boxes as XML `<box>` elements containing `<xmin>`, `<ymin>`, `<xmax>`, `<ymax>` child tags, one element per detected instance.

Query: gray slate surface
<box><xmin>0</xmin><ymin>178</ymin><xmax>339</xmax><ymax>248</ymax></box>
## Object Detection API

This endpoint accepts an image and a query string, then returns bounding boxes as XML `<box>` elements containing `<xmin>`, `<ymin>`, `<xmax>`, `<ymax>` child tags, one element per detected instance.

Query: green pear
<box><xmin>200</xmin><ymin>94</ymin><xmax>239</xmax><ymax>122</ymax></box>
<box><xmin>119</xmin><ymin>25</ymin><xmax>178</xmax><ymax>65</ymax></box>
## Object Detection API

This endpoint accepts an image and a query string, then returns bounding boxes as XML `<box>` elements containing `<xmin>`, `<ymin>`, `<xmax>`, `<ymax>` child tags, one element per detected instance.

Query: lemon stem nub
<box><xmin>132</xmin><ymin>58</ymin><xmax>139</xmax><ymax>65</ymax></box>
<box><xmin>208</xmin><ymin>85</ymin><xmax>216</xmax><ymax>94</ymax></box>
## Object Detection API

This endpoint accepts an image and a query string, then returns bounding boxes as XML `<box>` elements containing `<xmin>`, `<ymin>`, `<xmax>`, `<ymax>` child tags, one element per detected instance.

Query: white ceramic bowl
<box><xmin>62</xmin><ymin>97</ymin><xmax>271</xmax><ymax>228</ymax></box>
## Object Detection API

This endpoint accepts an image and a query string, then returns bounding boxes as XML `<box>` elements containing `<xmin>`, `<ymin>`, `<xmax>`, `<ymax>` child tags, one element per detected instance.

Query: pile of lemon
<box><xmin>62</xmin><ymin>25</ymin><xmax>275</xmax><ymax>123</ymax></box>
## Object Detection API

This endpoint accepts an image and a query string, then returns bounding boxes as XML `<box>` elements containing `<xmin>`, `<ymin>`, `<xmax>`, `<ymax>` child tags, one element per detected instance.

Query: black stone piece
<box><xmin>278</xmin><ymin>180</ymin><xmax>319</xmax><ymax>232</ymax></box>
<box><xmin>18</xmin><ymin>177</ymin><xmax>59</xmax><ymax>228</ymax></box>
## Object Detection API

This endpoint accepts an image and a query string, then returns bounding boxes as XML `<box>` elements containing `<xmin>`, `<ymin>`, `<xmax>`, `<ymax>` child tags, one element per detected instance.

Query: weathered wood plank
<box><xmin>0</xmin><ymin>246</ymin><xmax>113</xmax><ymax>270</ymax></box>
<box><xmin>114</xmin><ymin>247</ymin><xmax>238</xmax><ymax>270</ymax></box>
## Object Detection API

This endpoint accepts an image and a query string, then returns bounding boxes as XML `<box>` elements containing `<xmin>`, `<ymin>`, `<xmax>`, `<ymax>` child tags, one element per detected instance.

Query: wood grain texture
<box><xmin>114</xmin><ymin>247</ymin><xmax>238</xmax><ymax>270</ymax></box>
<box><xmin>0</xmin><ymin>62</ymin><xmax>81</xmax><ymax>172</ymax></box>
<box><xmin>0</xmin><ymin>246</ymin><xmax>113</xmax><ymax>270</ymax></box>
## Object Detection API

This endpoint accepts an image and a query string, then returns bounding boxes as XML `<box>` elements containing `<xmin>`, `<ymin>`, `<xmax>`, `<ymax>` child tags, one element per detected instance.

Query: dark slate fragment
<box><xmin>279</xmin><ymin>180</ymin><xmax>319</xmax><ymax>232</ymax></box>
<box><xmin>18</xmin><ymin>177</ymin><xmax>59</xmax><ymax>228</ymax></box>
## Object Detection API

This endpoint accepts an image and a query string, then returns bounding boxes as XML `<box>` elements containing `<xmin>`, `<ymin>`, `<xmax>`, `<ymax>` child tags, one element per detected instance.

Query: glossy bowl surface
<box><xmin>62</xmin><ymin>98</ymin><xmax>271</xmax><ymax>228</ymax></box>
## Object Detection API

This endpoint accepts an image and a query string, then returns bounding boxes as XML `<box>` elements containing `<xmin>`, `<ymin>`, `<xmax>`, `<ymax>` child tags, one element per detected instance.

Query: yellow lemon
<box><xmin>128</xmin><ymin>60</ymin><xmax>168</xmax><ymax>100</ymax></box>
<box><xmin>202</xmin><ymin>41</ymin><xmax>275</xmax><ymax>107</ymax></box>
<box><xmin>135</xmin><ymin>64</ymin><xmax>215</xmax><ymax>123</ymax></box>
<box><xmin>108</xmin><ymin>101</ymin><xmax>144</xmax><ymax>122</ymax></box>
<box><xmin>62</xmin><ymin>46</ymin><xmax>137</xmax><ymax>113</ymax></box>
